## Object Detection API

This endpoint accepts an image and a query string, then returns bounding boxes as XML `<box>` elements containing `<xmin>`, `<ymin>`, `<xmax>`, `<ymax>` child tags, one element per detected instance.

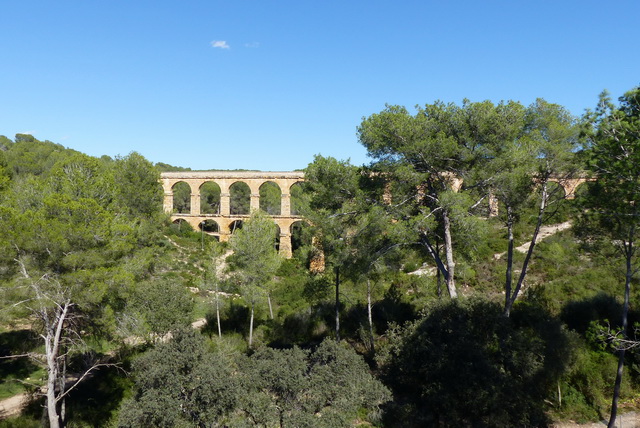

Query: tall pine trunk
<box><xmin>442</xmin><ymin>210</ymin><xmax>457</xmax><ymax>298</ymax></box>
<box><xmin>367</xmin><ymin>278</ymin><xmax>375</xmax><ymax>353</ymax></box>
<box><xmin>215</xmin><ymin>280</ymin><xmax>222</xmax><ymax>338</ymax></box>
<box><xmin>335</xmin><ymin>267</ymin><xmax>340</xmax><ymax>341</ymax></box>
<box><xmin>504</xmin><ymin>207</ymin><xmax>515</xmax><ymax>317</ymax></box>
<box><xmin>505</xmin><ymin>182</ymin><xmax>548</xmax><ymax>316</ymax></box>
<box><xmin>249</xmin><ymin>302</ymin><xmax>255</xmax><ymax>347</ymax></box>
<box><xmin>608</xmin><ymin>236</ymin><xmax>634</xmax><ymax>428</ymax></box>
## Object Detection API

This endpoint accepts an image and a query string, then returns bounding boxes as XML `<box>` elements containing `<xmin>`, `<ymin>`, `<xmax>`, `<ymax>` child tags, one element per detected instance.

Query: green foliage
<box><xmin>111</xmin><ymin>152</ymin><xmax>163</xmax><ymax>218</ymax></box>
<box><xmin>259</xmin><ymin>181</ymin><xmax>281</xmax><ymax>215</ymax></box>
<box><xmin>230</xmin><ymin>181</ymin><xmax>250</xmax><ymax>215</ymax></box>
<box><xmin>229</xmin><ymin>210</ymin><xmax>282</xmax><ymax>305</ymax></box>
<box><xmin>120</xmin><ymin>332</ymin><xmax>389</xmax><ymax>427</ymax></box>
<box><xmin>5</xmin><ymin>134</ymin><xmax>81</xmax><ymax>177</ymax></box>
<box><xmin>3</xmin><ymin>93</ymin><xmax>640</xmax><ymax>427</ymax></box>
<box><xmin>580</xmin><ymin>87</ymin><xmax>640</xmax><ymax>246</ymax></box>
<box><xmin>554</xmin><ymin>342</ymin><xmax>624</xmax><ymax>422</ymax></box>
<box><xmin>122</xmin><ymin>279</ymin><xmax>195</xmax><ymax>341</ymax></box>
<box><xmin>241</xmin><ymin>340</ymin><xmax>390</xmax><ymax>427</ymax></box>
<box><xmin>0</xmin><ymin>330</ymin><xmax>44</xmax><ymax>399</ymax></box>
<box><xmin>380</xmin><ymin>298</ymin><xmax>571</xmax><ymax>427</ymax></box>
<box><xmin>154</xmin><ymin>162</ymin><xmax>192</xmax><ymax>172</ymax></box>
<box><xmin>200</xmin><ymin>181</ymin><xmax>221</xmax><ymax>214</ymax></box>
<box><xmin>171</xmin><ymin>181</ymin><xmax>191</xmax><ymax>213</ymax></box>
<box><xmin>0</xmin><ymin>150</ymin><xmax>11</xmax><ymax>194</ymax></box>
<box><xmin>118</xmin><ymin>328</ymin><xmax>240</xmax><ymax>427</ymax></box>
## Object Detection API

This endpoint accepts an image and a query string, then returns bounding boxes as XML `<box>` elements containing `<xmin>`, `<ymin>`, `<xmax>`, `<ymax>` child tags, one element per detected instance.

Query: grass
<box><xmin>0</xmin><ymin>329</ymin><xmax>46</xmax><ymax>400</ymax></box>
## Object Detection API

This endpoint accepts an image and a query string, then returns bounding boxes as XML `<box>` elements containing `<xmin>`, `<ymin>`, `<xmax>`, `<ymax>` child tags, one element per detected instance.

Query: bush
<box><xmin>380</xmin><ymin>298</ymin><xmax>572</xmax><ymax>427</ymax></box>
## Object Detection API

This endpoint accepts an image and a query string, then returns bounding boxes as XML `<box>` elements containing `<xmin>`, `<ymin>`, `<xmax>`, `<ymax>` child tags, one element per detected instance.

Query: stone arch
<box><xmin>290</xmin><ymin>220</ymin><xmax>311</xmax><ymax>254</ymax></box>
<box><xmin>259</xmin><ymin>181</ymin><xmax>282</xmax><ymax>215</ymax></box>
<box><xmin>200</xmin><ymin>181</ymin><xmax>221</xmax><ymax>214</ymax></box>
<box><xmin>230</xmin><ymin>181</ymin><xmax>251</xmax><ymax>215</ymax></box>
<box><xmin>171</xmin><ymin>218</ymin><xmax>192</xmax><ymax>232</ymax></box>
<box><xmin>572</xmin><ymin>180</ymin><xmax>590</xmax><ymax>199</ymax></box>
<box><xmin>171</xmin><ymin>181</ymin><xmax>192</xmax><ymax>214</ymax></box>
<box><xmin>290</xmin><ymin>182</ymin><xmax>305</xmax><ymax>216</ymax></box>
<box><xmin>199</xmin><ymin>219</ymin><xmax>219</xmax><ymax>233</ymax></box>
<box><xmin>229</xmin><ymin>220</ymin><xmax>244</xmax><ymax>234</ymax></box>
<box><xmin>547</xmin><ymin>180</ymin><xmax>567</xmax><ymax>201</ymax></box>
<box><xmin>274</xmin><ymin>223</ymin><xmax>281</xmax><ymax>251</ymax></box>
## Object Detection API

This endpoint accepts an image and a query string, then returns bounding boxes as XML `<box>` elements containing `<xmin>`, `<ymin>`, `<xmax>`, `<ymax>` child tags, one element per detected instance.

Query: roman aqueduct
<box><xmin>161</xmin><ymin>171</ymin><xmax>306</xmax><ymax>258</ymax></box>
<box><xmin>161</xmin><ymin>171</ymin><xmax>592</xmax><ymax>258</ymax></box>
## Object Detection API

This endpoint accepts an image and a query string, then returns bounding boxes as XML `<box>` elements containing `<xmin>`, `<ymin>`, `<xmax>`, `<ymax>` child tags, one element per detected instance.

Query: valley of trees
<box><xmin>1</xmin><ymin>86</ymin><xmax>639</xmax><ymax>427</ymax></box>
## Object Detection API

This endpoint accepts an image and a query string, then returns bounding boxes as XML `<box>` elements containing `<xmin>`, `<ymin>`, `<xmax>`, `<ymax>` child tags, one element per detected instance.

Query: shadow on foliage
<box><xmin>64</xmin><ymin>365</ymin><xmax>132</xmax><ymax>426</ymax></box>
<box><xmin>561</xmin><ymin>292</ymin><xmax>640</xmax><ymax>335</ymax></box>
<box><xmin>218</xmin><ymin>301</ymin><xmax>250</xmax><ymax>336</ymax></box>
<box><xmin>0</xmin><ymin>330</ymin><xmax>42</xmax><ymax>390</ymax></box>
<box><xmin>267</xmin><ymin>302</ymin><xmax>333</xmax><ymax>348</ymax></box>
<box><xmin>381</xmin><ymin>299</ymin><xmax>572</xmax><ymax>427</ymax></box>
<box><xmin>373</xmin><ymin>283</ymin><xmax>417</xmax><ymax>332</ymax></box>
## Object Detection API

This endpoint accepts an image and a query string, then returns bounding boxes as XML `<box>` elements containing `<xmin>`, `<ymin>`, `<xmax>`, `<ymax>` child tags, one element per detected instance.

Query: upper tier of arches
<box><xmin>161</xmin><ymin>171</ymin><xmax>305</xmax><ymax>218</ymax></box>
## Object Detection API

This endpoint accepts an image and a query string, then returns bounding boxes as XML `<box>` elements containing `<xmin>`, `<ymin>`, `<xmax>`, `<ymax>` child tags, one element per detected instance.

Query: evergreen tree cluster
<box><xmin>1</xmin><ymin>85</ymin><xmax>640</xmax><ymax>427</ymax></box>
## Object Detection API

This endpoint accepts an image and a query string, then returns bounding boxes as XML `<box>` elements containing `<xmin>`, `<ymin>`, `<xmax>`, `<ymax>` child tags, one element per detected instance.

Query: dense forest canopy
<box><xmin>1</xmin><ymin>86</ymin><xmax>640</xmax><ymax>427</ymax></box>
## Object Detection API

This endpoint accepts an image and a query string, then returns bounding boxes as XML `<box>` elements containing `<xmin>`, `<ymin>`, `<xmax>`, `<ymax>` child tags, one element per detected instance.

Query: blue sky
<box><xmin>1</xmin><ymin>1</ymin><xmax>638</xmax><ymax>171</ymax></box>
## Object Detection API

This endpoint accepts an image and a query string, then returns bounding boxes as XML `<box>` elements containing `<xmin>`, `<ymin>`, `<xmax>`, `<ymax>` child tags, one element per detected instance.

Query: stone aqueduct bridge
<box><xmin>161</xmin><ymin>171</ymin><xmax>592</xmax><ymax>258</ymax></box>
<box><xmin>161</xmin><ymin>171</ymin><xmax>305</xmax><ymax>258</ymax></box>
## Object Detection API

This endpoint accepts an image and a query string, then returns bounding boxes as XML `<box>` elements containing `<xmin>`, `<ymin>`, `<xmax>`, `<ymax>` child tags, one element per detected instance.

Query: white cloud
<box><xmin>211</xmin><ymin>40</ymin><xmax>230</xmax><ymax>49</ymax></box>
<box><xmin>244</xmin><ymin>42</ymin><xmax>260</xmax><ymax>48</ymax></box>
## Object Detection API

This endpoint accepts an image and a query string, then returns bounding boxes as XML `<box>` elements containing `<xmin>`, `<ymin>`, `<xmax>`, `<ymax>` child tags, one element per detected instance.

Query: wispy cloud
<box><xmin>244</xmin><ymin>42</ymin><xmax>260</xmax><ymax>48</ymax></box>
<box><xmin>211</xmin><ymin>40</ymin><xmax>230</xmax><ymax>49</ymax></box>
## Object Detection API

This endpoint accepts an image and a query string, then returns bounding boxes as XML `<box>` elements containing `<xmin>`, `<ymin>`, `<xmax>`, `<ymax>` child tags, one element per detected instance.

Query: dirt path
<box><xmin>0</xmin><ymin>393</ymin><xmax>29</xmax><ymax>419</ymax></box>
<box><xmin>552</xmin><ymin>412</ymin><xmax>640</xmax><ymax>427</ymax></box>
<box><xmin>493</xmin><ymin>221</ymin><xmax>573</xmax><ymax>260</ymax></box>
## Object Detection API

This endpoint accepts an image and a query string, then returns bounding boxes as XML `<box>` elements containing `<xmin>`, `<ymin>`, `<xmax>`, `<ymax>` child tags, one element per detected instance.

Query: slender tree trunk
<box><xmin>507</xmin><ymin>182</ymin><xmax>548</xmax><ymax>314</ymax></box>
<box><xmin>435</xmin><ymin>235</ymin><xmax>442</xmax><ymax>298</ymax></box>
<box><xmin>442</xmin><ymin>210</ymin><xmax>457</xmax><ymax>299</ymax></box>
<box><xmin>215</xmin><ymin>280</ymin><xmax>221</xmax><ymax>338</ymax></box>
<box><xmin>45</xmin><ymin>301</ymin><xmax>70</xmax><ymax>428</ymax></box>
<box><xmin>335</xmin><ymin>267</ymin><xmax>340</xmax><ymax>341</ymax></box>
<box><xmin>608</xmin><ymin>237</ymin><xmax>634</xmax><ymax>428</ymax></box>
<box><xmin>268</xmin><ymin>293</ymin><xmax>274</xmax><ymax>320</ymax></box>
<box><xmin>504</xmin><ymin>208</ymin><xmax>515</xmax><ymax>317</ymax></box>
<box><xmin>249</xmin><ymin>302</ymin><xmax>254</xmax><ymax>347</ymax></box>
<box><xmin>421</xmin><ymin>233</ymin><xmax>449</xmax><ymax>287</ymax></box>
<box><xmin>46</xmin><ymin>334</ymin><xmax>60</xmax><ymax>428</ymax></box>
<box><xmin>59</xmin><ymin>352</ymin><xmax>66</xmax><ymax>427</ymax></box>
<box><xmin>367</xmin><ymin>278</ymin><xmax>375</xmax><ymax>353</ymax></box>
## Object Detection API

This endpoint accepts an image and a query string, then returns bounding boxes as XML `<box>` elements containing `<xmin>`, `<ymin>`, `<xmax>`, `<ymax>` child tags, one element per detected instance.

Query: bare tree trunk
<box><xmin>249</xmin><ymin>302</ymin><xmax>254</xmax><ymax>347</ymax></box>
<box><xmin>268</xmin><ymin>294</ymin><xmax>274</xmax><ymax>320</ymax></box>
<box><xmin>608</xmin><ymin>237</ymin><xmax>634</xmax><ymax>428</ymax></box>
<box><xmin>367</xmin><ymin>278</ymin><xmax>375</xmax><ymax>353</ymax></box>
<box><xmin>504</xmin><ymin>208</ymin><xmax>515</xmax><ymax>317</ymax></box>
<box><xmin>46</xmin><ymin>341</ymin><xmax>60</xmax><ymax>428</ymax></box>
<box><xmin>215</xmin><ymin>280</ymin><xmax>222</xmax><ymax>338</ymax></box>
<box><xmin>435</xmin><ymin>235</ymin><xmax>442</xmax><ymax>298</ymax></box>
<box><xmin>335</xmin><ymin>267</ymin><xmax>340</xmax><ymax>342</ymax></box>
<box><xmin>442</xmin><ymin>211</ymin><xmax>457</xmax><ymax>299</ymax></box>
<box><xmin>59</xmin><ymin>352</ymin><xmax>66</xmax><ymax>427</ymax></box>
<box><xmin>44</xmin><ymin>301</ymin><xmax>70</xmax><ymax>428</ymax></box>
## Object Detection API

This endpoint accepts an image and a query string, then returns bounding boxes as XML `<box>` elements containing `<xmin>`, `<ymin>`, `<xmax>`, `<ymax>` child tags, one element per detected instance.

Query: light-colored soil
<box><xmin>493</xmin><ymin>221</ymin><xmax>573</xmax><ymax>260</ymax></box>
<box><xmin>552</xmin><ymin>412</ymin><xmax>640</xmax><ymax>427</ymax></box>
<box><xmin>0</xmin><ymin>392</ymin><xmax>29</xmax><ymax>419</ymax></box>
